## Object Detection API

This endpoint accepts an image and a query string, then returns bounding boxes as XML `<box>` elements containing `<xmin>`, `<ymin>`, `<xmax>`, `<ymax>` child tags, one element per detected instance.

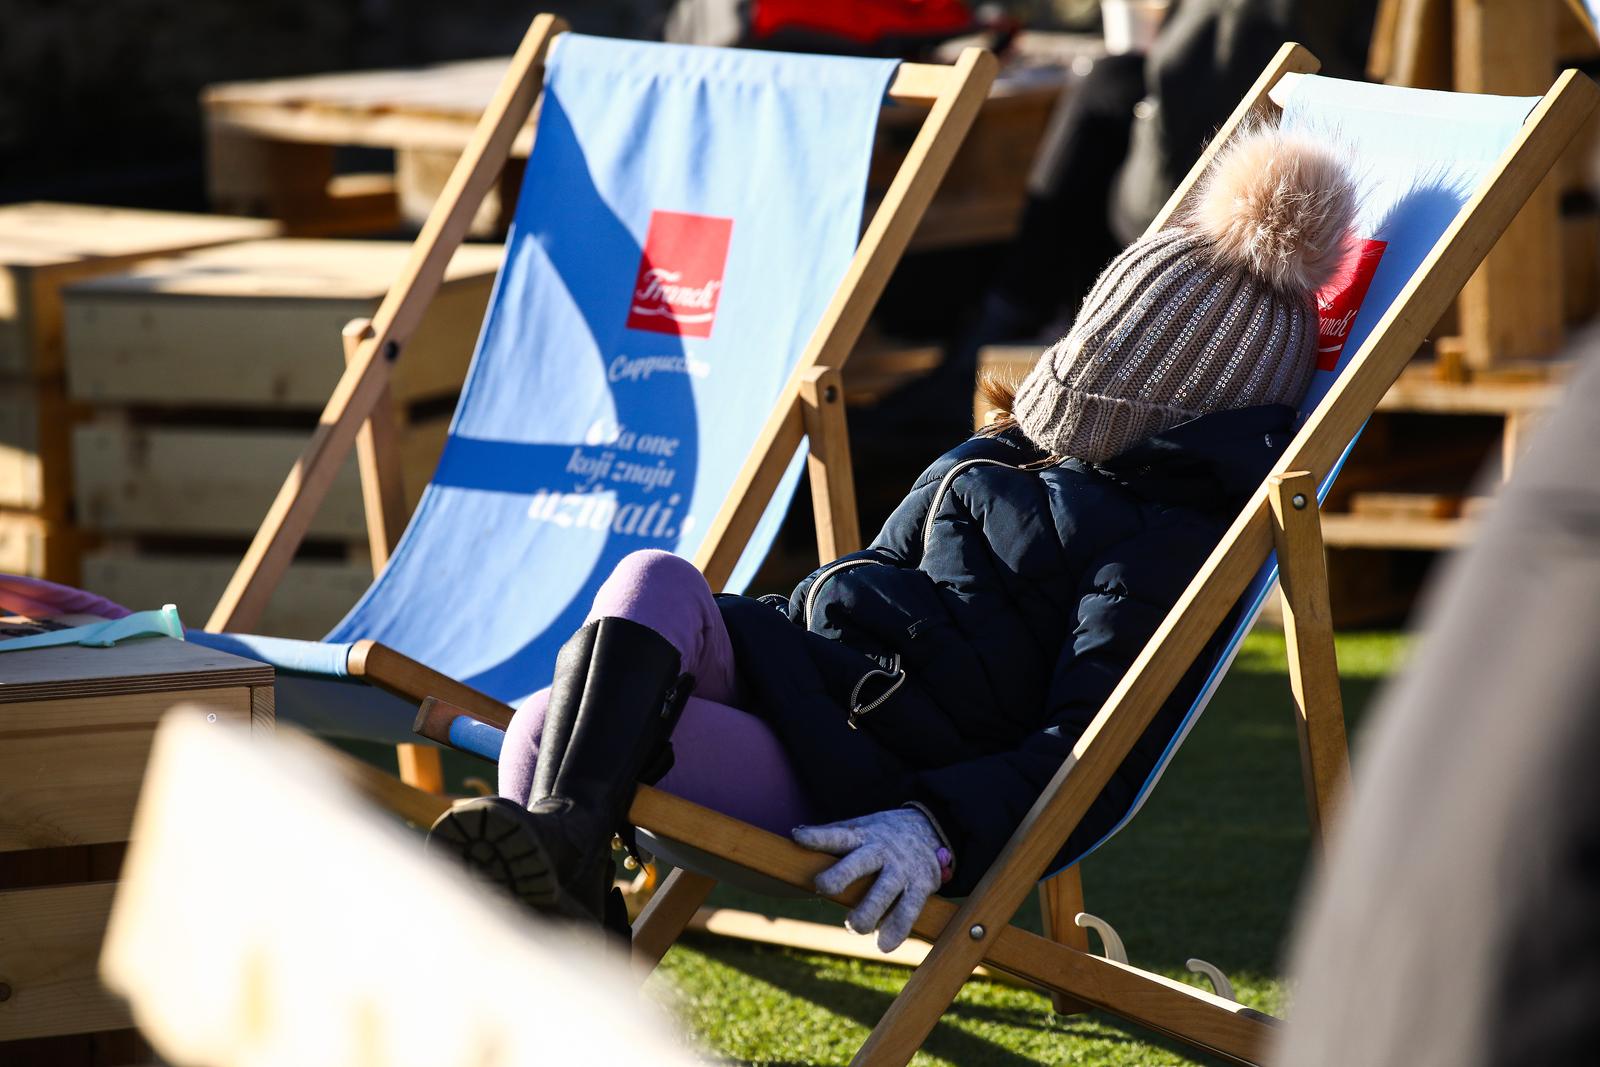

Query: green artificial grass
<box><xmin>643</xmin><ymin>628</ymin><xmax>1408</xmax><ymax>1066</ymax></box>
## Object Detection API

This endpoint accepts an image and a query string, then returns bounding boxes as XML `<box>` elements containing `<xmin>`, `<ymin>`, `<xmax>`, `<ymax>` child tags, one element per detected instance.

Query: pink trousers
<box><xmin>497</xmin><ymin>551</ymin><xmax>818</xmax><ymax>834</ymax></box>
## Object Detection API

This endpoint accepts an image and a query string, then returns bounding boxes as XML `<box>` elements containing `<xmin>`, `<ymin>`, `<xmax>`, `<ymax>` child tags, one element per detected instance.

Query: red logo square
<box><xmin>626</xmin><ymin>210</ymin><xmax>734</xmax><ymax>339</ymax></box>
<box><xmin>1315</xmin><ymin>238</ymin><xmax>1387</xmax><ymax>371</ymax></box>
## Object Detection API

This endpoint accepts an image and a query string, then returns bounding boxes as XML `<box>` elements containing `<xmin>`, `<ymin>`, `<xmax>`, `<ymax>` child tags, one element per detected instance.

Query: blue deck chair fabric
<box><xmin>190</xmin><ymin>38</ymin><xmax>898</xmax><ymax>739</ymax></box>
<box><xmin>415</xmin><ymin>76</ymin><xmax>1545</xmax><ymax>885</ymax></box>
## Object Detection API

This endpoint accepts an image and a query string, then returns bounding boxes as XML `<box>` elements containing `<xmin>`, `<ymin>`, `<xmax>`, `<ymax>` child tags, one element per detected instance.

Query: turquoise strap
<box><xmin>0</xmin><ymin>605</ymin><xmax>185</xmax><ymax>653</ymax></box>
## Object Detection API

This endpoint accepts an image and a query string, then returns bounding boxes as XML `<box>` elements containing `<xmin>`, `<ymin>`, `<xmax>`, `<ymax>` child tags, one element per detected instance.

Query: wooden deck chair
<box><xmin>408</xmin><ymin>44</ymin><xmax>1599</xmax><ymax>1065</ymax></box>
<box><xmin>189</xmin><ymin>14</ymin><xmax>997</xmax><ymax>790</ymax></box>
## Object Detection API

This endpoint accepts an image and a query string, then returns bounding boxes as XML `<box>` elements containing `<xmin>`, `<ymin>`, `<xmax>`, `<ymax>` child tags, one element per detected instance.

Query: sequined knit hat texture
<box><xmin>1012</xmin><ymin>124</ymin><xmax>1359</xmax><ymax>464</ymax></box>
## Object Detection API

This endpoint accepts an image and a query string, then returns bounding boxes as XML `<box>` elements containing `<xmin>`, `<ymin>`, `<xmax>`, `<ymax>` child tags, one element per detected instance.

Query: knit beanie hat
<box><xmin>1012</xmin><ymin>124</ymin><xmax>1359</xmax><ymax>464</ymax></box>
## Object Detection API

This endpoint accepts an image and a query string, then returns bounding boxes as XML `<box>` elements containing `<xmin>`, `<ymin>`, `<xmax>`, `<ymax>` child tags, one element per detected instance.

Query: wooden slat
<box><xmin>71</xmin><ymin>411</ymin><xmax>449</xmax><ymax>540</ymax></box>
<box><xmin>631</xmin><ymin>867</ymin><xmax>717</xmax><ymax>969</ymax></box>
<box><xmin>349</xmin><ymin>640</ymin><xmax>515</xmax><ymax>731</ymax></box>
<box><xmin>0</xmin><ymin>636</ymin><xmax>270</xmax><ymax>704</ymax></box>
<box><xmin>684</xmin><ymin>907</ymin><xmax>1033</xmax><ymax>988</ymax></box>
<box><xmin>629</xmin><ymin>787</ymin><xmax>1273</xmax><ymax>1065</ymax></box>
<box><xmin>1454</xmin><ymin>0</ymin><xmax>1564</xmax><ymax>367</ymax></box>
<box><xmin>250</xmin><ymin>685</ymin><xmax>276</xmax><ymax>737</ymax></box>
<box><xmin>0</xmin><ymin>882</ymin><xmax>129</xmax><ymax>1040</ymax></box>
<box><xmin>1037</xmin><ymin>865</ymin><xmax>1093</xmax><ymax>1014</ymax></box>
<box><xmin>694</xmin><ymin>47</ymin><xmax>998</xmax><ymax>588</ymax></box>
<box><xmin>0</xmin><ymin>687</ymin><xmax>251</xmax><ymax>851</ymax></box>
<box><xmin>205</xmin><ymin>14</ymin><xmax>566</xmax><ymax>634</ymax></box>
<box><xmin>1268</xmin><ymin>473</ymin><xmax>1350</xmax><ymax>851</ymax></box>
<box><xmin>847</xmin><ymin>62</ymin><xmax>1599</xmax><ymax>1067</ymax></box>
<box><xmin>63</xmin><ymin>239</ymin><xmax>498</xmax><ymax>410</ymax></box>
<box><xmin>1376</xmin><ymin>372</ymin><xmax>1561</xmax><ymax>413</ymax></box>
<box><xmin>1319</xmin><ymin>512</ymin><xmax>1474</xmax><ymax>549</ymax></box>
<box><xmin>800</xmin><ymin>366</ymin><xmax>862</xmax><ymax>562</ymax></box>
<box><xmin>345</xmin><ymin>317</ymin><xmax>409</xmax><ymax>571</ymax></box>
<box><xmin>1388</xmin><ymin>0</ymin><xmax>1454</xmax><ymax>89</ymax></box>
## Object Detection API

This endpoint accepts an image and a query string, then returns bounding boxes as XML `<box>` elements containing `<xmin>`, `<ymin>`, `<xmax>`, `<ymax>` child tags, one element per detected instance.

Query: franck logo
<box><xmin>1316</xmin><ymin>238</ymin><xmax>1388</xmax><ymax>371</ymax></box>
<box><xmin>626</xmin><ymin>210</ymin><xmax>734</xmax><ymax>339</ymax></box>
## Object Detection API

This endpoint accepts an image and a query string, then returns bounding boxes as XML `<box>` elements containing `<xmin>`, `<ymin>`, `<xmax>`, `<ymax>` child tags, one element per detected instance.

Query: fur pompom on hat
<box><xmin>1012</xmin><ymin>124</ymin><xmax>1359</xmax><ymax>464</ymax></box>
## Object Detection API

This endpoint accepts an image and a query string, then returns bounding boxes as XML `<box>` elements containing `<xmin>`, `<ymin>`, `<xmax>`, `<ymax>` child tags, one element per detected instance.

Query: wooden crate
<box><xmin>63</xmin><ymin>239</ymin><xmax>502</xmax><ymax>410</ymax></box>
<box><xmin>71</xmin><ymin>415</ymin><xmax>447</xmax><ymax>540</ymax></box>
<box><xmin>0</xmin><ymin>636</ymin><xmax>272</xmax><ymax>1047</ymax></box>
<box><xmin>82</xmin><ymin>552</ymin><xmax>375</xmax><ymax>640</ymax></box>
<box><xmin>0</xmin><ymin>203</ymin><xmax>277</xmax><ymax>380</ymax></box>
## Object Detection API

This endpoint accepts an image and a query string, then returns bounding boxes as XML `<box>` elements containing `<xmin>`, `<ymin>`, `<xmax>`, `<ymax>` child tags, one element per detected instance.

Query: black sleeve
<box><xmin>906</xmin><ymin>518</ymin><xmax>1224</xmax><ymax>894</ymax></box>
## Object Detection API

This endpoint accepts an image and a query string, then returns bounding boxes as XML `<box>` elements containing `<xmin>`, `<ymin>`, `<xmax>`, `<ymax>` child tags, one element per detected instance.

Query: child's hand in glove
<box><xmin>792</xmin><ymin>807</ymin><xmax>947</xmax><ymax>951</ymax></box>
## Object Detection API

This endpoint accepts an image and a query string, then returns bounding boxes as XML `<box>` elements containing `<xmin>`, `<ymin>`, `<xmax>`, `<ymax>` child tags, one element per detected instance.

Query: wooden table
<box><xmin>201</xmin><ymin>42</ymin><xmax>1100</xmax><ymax>247</ymax></box>
<box><xmin>0</xmin><ymin>628</ymin><xmax>273</xmax><ymax>1059</ymax></box>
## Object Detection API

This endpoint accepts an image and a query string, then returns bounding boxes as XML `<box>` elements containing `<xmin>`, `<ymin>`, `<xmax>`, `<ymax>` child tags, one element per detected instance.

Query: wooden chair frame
<box><xmin>202</xmin><ymin>13</ymin><xmax>999</xmax><ymax>787</ymax></box>
<box><xmin>304</xmin><ymin>36</ymin><xmax>1592</xmax><ymax>1067</ymax></box>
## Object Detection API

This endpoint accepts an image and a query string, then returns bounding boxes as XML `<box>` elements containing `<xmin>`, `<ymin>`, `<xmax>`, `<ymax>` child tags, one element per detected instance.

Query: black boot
<box><xmin>427</xmin><ymin>617</ymin><xmax>692</xmax><ymax>934</ymax></box>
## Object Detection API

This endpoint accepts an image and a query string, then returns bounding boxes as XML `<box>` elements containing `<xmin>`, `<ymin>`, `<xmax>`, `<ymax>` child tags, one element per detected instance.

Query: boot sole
<box><xmin>427</xmin><ymin>802</ymin><xmax>573</xmax><ymax>916</ymax></box>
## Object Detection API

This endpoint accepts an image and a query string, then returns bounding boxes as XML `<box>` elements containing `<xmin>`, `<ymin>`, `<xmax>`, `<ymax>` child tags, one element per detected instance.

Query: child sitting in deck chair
<box><xmin>429</xmin><ymin>124</ymin><xmax>1358</xmax><ymax>948</ymax></box>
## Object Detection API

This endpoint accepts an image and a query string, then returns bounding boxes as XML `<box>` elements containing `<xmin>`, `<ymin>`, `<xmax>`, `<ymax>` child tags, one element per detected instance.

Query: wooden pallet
<box><xmin>58</xmin><ymin>238</ymin><xmax>495</xmax><ymax>632</ymax></box>
<box><xmin>72</xmin><ymin>416</ymin><xmax>447</xmax><ymax>541</ymax></box>
<box><xmin>0</xmin><ymin>203</ymin><xmax>278</xmax><ymax>380</ymax></box>
<box><xmin>63</xmin><ymin>239</ymin><xmax>501</xmax><ymax>409</ymax></box>
<box><xmin>0</xmin><ymin>204</ymin><xmax>279</xmax><ymax>580</ymax></box>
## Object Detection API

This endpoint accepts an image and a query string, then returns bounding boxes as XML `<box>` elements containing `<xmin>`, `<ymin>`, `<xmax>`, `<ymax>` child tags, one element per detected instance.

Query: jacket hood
<box><xmin>1091</xmin><ymin>403</ymin><xmax>1298</xmax><ymax>514</ymax></box>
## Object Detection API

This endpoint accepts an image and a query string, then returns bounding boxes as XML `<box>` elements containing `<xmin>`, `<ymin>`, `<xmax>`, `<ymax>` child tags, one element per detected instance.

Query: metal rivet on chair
<box><xmin>968</xmin><ymin>924</ymin><xmax>985</xmax><ymax>940</ymax></box>
<box><xmin>0</xmin><ymin>982</ymin><xmax>11</xmax><ymax>1002</ymax></box>
<box><xmin>1291</xmin><ymin>493</ymin><xmax>1308</xmax><ymax>510</ymax></box>
<box><xmin>824</xmin><ymin>384</ymin><xmax>839</xmax><ymax>403</ymax></box>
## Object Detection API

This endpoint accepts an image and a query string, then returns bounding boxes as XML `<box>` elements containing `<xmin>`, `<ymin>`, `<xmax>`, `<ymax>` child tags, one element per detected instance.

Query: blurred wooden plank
<box><xmin>1320</xmin><ymin>512</ymin><xmax>1474</xmax><ymax>549</ymax></box>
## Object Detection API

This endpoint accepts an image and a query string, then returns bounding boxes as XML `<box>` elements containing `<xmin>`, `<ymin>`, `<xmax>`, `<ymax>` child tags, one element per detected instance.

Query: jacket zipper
<box><xmin>802</xmin><ymin>557</ymin><xmax>885</xmax><ymax>629</ymax></box>
<box><xmin>920</xmin><ymin>458</ymin><xmax>1019</xmax><ymax>556</ymax></box>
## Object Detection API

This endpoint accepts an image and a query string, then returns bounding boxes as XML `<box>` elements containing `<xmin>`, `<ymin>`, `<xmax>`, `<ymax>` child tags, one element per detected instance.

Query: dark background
<box><xmin>0</xmin><ymin>0</ymin><xmax>675</xmax><ymax>207</ymax></box>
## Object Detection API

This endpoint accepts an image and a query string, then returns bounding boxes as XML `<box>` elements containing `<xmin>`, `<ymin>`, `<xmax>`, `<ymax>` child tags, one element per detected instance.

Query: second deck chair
<box><xmin>189</xmin><ymin>15</ymin><xmax>997</xmax><ymax>786</ymax></box>
<box><xmin>409</xmin><ymin>45</ymin><xmax>1598</xmax><ymax>1066</ymax></box>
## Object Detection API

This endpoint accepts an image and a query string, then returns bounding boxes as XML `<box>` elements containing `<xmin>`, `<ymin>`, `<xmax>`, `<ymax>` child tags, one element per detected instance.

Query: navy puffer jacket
<box><xmin>717</xmin><ymin>403</ymin><xmax>1295</xmax><ymax>893</ymax></box>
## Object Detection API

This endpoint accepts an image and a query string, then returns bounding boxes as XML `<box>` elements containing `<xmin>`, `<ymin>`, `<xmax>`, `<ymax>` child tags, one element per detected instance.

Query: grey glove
<box><xmin>792</xmin><ymin>807</ymin><xmax>945</xmax><ymax>952</ymax></box>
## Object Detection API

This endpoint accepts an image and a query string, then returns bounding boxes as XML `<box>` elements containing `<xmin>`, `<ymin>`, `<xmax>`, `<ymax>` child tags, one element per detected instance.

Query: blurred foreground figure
<box><xmin>101</xmin><ymin>714</ymin><xmax>705</xmax><ymax>1067</ymax></box>
<box><xmin>1275</xmin><ymin>343</ymin><xmax>1600</xmax><ymax>1066</ymax></box>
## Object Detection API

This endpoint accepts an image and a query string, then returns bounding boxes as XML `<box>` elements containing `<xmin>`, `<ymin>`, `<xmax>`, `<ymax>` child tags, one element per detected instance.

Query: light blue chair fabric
<box><xmin>1062</xmin><ymin>75</ymin><xmax>1542</xmax><ymax>871</ymax></box>
<box><xmin>414</xmin><ymin>76</ymin><xmax>1546</xmax><ymax>880</ymax></box>
<box><xmin>188</xmin><ymin>37</ymin><xmax>899</xmax><ymax>739</ymax></box>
